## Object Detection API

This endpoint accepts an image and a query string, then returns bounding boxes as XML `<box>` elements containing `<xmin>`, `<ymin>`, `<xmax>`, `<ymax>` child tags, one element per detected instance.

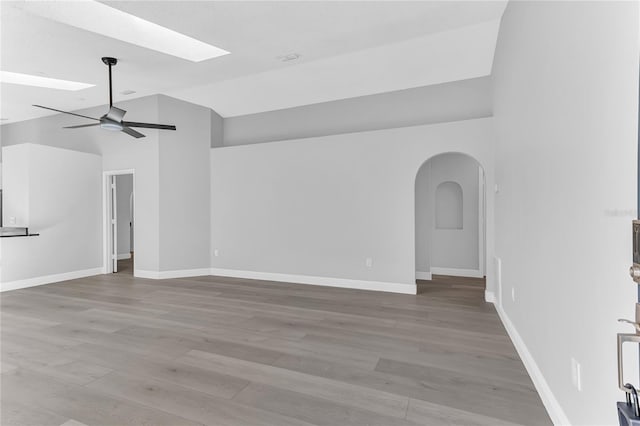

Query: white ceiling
<box><xmin>0</xmin><ymin>1</ymin><xmax>506</xmax><ymax>124</ymax></box>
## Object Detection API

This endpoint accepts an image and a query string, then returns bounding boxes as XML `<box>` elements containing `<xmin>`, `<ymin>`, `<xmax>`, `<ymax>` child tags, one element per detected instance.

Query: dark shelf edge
<box><xmin>0</xmin><ymin>233</ymin><xmax>40</xmax><ymax>238</ymax></box>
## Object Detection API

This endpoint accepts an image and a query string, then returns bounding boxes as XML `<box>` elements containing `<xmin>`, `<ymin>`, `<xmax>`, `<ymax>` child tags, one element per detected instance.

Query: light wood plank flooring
<box><xmin>1</xmin><ymin>273</ymin><xmax>551</xmax><ymax>426</ymax></box>
<box><xmin>116</xmin><ymin>256</ymin><xmax>134</xmax><ymax>275</ymax></box>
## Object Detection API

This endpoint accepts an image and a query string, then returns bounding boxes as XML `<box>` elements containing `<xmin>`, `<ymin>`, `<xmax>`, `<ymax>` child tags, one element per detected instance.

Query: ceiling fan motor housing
<box><xmin>101</xmin><ymin>57</ymin><xmax>117</xmax><ymax>66</ymax></box>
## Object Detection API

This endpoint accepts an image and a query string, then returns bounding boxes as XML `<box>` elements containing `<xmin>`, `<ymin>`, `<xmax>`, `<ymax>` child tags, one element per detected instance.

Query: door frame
<box><xmin>103</xmin><ymin>169</ymin><xmax>135</xmax><ymax>274</ymax></box>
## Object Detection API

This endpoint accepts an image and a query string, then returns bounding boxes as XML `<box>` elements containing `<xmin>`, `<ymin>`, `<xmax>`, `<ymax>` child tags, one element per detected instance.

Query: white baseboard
<box><xmin>0</xmin><ymin>267</ymin><xmax>103</xmax><ymax>292</ymax></box>
<box><xmin>135</xmin><ymin>268</ymin><xmax>211</xmax><ymax>280</ymax></box>
<box><xmin>430</xmin><ymin>267</ymin><xmax>484</xmax><ymax>278</ymax></box>
<box><xmin>415</xmin><ymin>271</ymin><xmax>432</xmax><ymax>280</ymax></box>
<box><xmin>117</xmin><ymin>253</ymin><xmax>131</xmax><ymax>260</ymax></box>
<box><xmin>209</xmin><ymin>268</ymin><xmax>417</xmax><ymax>295</ymax></box>
<box><xmin>490</xmin><ymin>301</ymin><xmax>570</xmax><ymax>425</ymax></box>
<box><xmin>484</xmin><ymin>290</ymin><xmax>496</xmax><ymax>303</ymax></box>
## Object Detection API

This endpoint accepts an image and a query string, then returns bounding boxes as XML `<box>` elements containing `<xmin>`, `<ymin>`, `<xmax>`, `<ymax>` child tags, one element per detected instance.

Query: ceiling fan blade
<box><xmin>122</xmin><ymin>121</ymin><xmax>176</xmax><ymax>130</ymax></box>
<box><xmin>121</xmin><ymin>126</ymin><xmax>145</xmax><ymax>139</ymax></box>
<box><xmin>106</xmin><ymin>106</ymin><xmax>126</xmax><ymax>122</ymax></box>
<box><xmin>33</xmin><ymin>104</ymin><xmax>99</xmax><ymax>121</ymax></box>
<box><xmin>63</xmin><ymin>123</ymin><xmax>101</xmax><ymax>129</ymax></box>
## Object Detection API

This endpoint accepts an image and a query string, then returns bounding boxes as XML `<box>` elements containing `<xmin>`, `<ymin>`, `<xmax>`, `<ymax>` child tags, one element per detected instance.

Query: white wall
<box><xmin>415</xmin><ymin>161</ymin><xmax>432</xmax><ymax>277</ymax></box>
<box><xmin>116</xmin><ymin>174</ymin><xmax>133</xmax><ymax>257</ymax></box>
<box><xmin>0</xmin><ymin>144</ymin><xmax>102</xmax><ymax>289</ymax></box>
<box><xmin>492</xmin><ymin>1</ymin><xmax>639</xmax><ymax>424</ymax></box>
<box><xmin>210</xmin><ymin>118</ymin><xmax>496</xmax><ymax>293</ymax></box>
<box><xmin>431</xmin><ymin>154</ymin><xmax>480</xmax><ymax>271</ymax></box>
<box><xmin>158</xmin><ymin>95</ymin><xmax>212</xmax><ymax>273</ymax></box>
<box><xmin>2</xmin><ymin>147</ymin><xmax>29</xmax><ymax>227</ymax></box>
<box><xmin>415</xmin><ymin>153</ymin><xmax>480</xmax><ymax>277</ymax></box>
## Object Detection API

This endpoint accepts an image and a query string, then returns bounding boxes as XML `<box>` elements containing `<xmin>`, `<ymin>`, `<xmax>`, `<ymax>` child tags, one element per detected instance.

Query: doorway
<box><xmin>103</xmin><ymin>170</ymin><xmax>135</xmax><ymax>274</ymax></box>
<box><xmin>415</xmin><ymin>153</ymin><xmax>486</xmax><ymax>286</ymax></box>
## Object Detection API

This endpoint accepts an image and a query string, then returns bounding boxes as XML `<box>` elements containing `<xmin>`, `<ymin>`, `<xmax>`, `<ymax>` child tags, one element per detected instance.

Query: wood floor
<box><xmin>1</xmin><ymin>273</ymin><xmax>551</xmax><ymax>426</ymax></box>
<box><xmin>116</xmin><ymin>256</ymin><xmax>134</xmax><ymax>275</ymax></box>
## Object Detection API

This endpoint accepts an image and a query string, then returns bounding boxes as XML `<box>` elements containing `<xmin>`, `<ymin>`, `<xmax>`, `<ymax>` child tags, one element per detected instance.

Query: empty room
<box><xmin>0</xmin><ymin>1</ymin><xmax>638</xmax><ymax>425</ymax></box>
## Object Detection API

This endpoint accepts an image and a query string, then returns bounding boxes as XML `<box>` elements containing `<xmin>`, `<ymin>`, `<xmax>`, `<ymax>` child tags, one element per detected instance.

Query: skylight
<box><xmin>0</xmin><ymin>71</ymin><xmax>94</xmax><ymax>91</ymax></box>
<box><xmin>20</xmin><ymin>0</ymin><xmax>230</xmax><ymax>62</ymax></box>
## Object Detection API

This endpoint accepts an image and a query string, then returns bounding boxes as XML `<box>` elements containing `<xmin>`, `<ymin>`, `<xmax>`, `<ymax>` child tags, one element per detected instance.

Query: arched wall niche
<box><xmin>435</xmin><ymin>181</ymin><xmax>463</xmax><ymax>230</ymax></box>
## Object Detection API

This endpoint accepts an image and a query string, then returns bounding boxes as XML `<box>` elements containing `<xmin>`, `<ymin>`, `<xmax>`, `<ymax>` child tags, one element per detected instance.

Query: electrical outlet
<box><xmin>9</xmin><ymin>216</ymin><xmax>16</xmax><ymax>225</ymax></box>
<box><xmin>511</xmin><ymin>287</ymin><xmax>515</xmax><ymax>302</ymax></box>
<box><xmin>571</xmin><ymin>358</ymin><xmax>582</xmax><ymax>391</ymax></box>
<box><xmin>365</xmin><ymin>257</ymin><xmax>373</xmax><ymax>268</ymax></box>
<box><xmin>214</xmin><ymin>249</ymin><xmax>219</xmax><ymax>257</ymax></box>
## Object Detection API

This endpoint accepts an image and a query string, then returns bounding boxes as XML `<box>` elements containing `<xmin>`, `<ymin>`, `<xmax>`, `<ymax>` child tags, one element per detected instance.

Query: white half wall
<box><xmin>492</xmin><ymin>1</ymin><xmax>639</xmax><ymax>424</ymax></box>
<box><xmin>210</xmin><ymin>118</ymin><xmax>496</xmax><ymax>292</ymax></box>
<box><xmin>0</xmin><ymin>144</ymin><xmax>102</xmax><ymax>289</ymax></box>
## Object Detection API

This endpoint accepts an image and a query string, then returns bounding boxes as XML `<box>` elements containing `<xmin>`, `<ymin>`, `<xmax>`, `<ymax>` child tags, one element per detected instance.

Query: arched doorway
<box><xmin>415</xmin><ymin>152</ymin><xmax>486</xmax><ymax>289</ymax></box>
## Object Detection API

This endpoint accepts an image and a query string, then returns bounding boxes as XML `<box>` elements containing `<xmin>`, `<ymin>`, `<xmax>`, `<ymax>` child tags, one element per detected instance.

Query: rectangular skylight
<box><xmin>0</xmin><ymin>71</ymin><xmax>94</xmax><ymax>91</ymax></box>
<box><xmin>21</xmin><ymin>0</ymin><xmax>230</xmax><ymax>62</ymax></box>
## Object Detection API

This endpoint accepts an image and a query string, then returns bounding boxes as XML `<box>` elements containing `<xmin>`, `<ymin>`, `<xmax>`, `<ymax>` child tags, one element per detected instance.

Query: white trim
<box><xmin>0</xmin><ymin>267</ymin><xmax>103</xmax><ymax>292</ymax></box>
<box><xmin>430</xmin><ymin>267</ymin><xmax>483</xmax><ymax>278</ymax></box>
<box><xmin>210</xmin><ymin>268</ymin><xmax>417</xmax><ymax>295</ymax></box>
<box><xmin>117</xmin><ymin>253</ymin><xmax>131</xmax><ymax>260</ymax></box>
<box><xmin>478</xmin><ymin>166</ymin><xmax>486</xmax><ymax>276</ymax></box>
<box><xmin>484</xmin><ymin>290</ymin><xmax>495</xmax><ymax>303</ymax></box>
<box><xmin>112</xmin><ymin>175</ymin><xmax>118</xmax><ymax>273</ymax></box>
<box><xmin>494</xmin><ymin>256</ymin><xmax>502</xmax><ymax>306</ymax></box>
<box><xmin>489</xmin><ymin>301</ymin><xmax>570</xmax><ymax>426</ymax></box>
<box><xmin>103</xmin><ymin>169</ymin><xmax>135</xmax><ymax>275</ymax></box>
<box><xmin>415</xmin><ymin>271</ymin><xmax>432</xmax><ymax>280</ymax></box>
<box><xmin>135</xmin><ymin>268</ymin><xmax>211</xmax><ymax>280</ymax></box>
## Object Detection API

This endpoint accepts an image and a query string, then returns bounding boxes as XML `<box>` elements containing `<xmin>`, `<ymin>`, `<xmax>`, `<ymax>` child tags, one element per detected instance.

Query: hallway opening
<box><xmin>415</xmin><ymin>152</ymin><xmax>486</xmax><ymax>286</ymax></box>
<box><xmin>104</xmin><ymin>170</ymin><xmax>135</xmax><ymax>275</ymax></box>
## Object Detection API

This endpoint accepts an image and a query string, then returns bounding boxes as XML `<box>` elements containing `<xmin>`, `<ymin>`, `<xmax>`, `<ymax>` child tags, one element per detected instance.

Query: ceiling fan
<box><xmin>33</xmin><ymin>57</ymin><xmax>176</xmax><ymax>139</ymax></box>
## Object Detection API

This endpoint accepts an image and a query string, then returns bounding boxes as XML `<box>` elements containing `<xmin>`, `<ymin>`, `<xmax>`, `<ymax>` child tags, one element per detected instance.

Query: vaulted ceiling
<box><xmin>0</xmin><ymin>1</ymin><xmax>506</xmax><ymax>124</ymax></box>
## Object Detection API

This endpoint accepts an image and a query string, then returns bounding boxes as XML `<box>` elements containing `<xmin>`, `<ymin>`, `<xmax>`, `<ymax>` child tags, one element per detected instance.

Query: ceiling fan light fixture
<box><xmin>100</xmin><ymin>120</ymin><xmax>123</xmax><ymax>131</ymax></box>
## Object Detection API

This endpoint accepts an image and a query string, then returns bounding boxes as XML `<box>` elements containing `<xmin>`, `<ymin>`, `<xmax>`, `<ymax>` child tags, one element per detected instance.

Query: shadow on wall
<box><xmin>415</xmin><ymin>152</ymin><xmax>485</xmax><ymax>280</ymax></box>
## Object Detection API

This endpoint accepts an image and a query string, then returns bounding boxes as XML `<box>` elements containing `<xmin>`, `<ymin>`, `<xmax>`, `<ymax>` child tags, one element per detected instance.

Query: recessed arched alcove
<box><xmin>435</xmin><ymin>181</ymin><xmax>463</xmax><ymax>230</ymax></box>
<box><xmin>415</xmin><ymin>152</ymin><xmax>485</xmax><ymax>282</ymax></box>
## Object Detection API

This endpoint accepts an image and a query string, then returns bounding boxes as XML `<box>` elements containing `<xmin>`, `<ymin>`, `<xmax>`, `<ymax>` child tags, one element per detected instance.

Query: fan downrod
<box><xmin>101</xmin><ymin>57</ymin><xmax>117</xmax><ymax>66</ymax></box>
